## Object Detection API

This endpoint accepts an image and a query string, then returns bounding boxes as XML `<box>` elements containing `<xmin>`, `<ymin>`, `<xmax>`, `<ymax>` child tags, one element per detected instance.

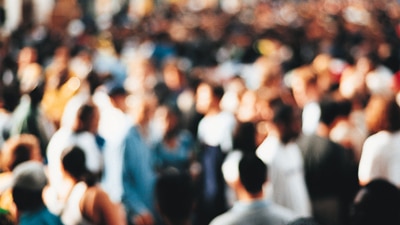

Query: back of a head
<box><xmin>61</xmin><ymin>145</ymin><xmax>96</xmax><ymax>186</ymax></box>
<box><xmin>12</xmin><ymin>161</ymin><xmax>47</xmax><ymax>212</ymax></box>
<box><xmin>351</xmin><ymin>179</ymin><xmax>400</xmax><ymax>225</ymax></box>
<box><xmin>155</xmin><ymin>169</ymin><xmax>195</xmax><ymax>225</ymax></box>
<box><xmin>271</xmin><ymin>102</ymin><xmax>301</xmax><ymax>144</ymax></box>
<box><xmin>73</xmin><ymin>103</ymin><xmax>99</xmax><ymax>133</ymax></box>
<box><xmin>318</xmin><ymin>98</ymin><xmax>339</xmax><ymax>126</ymax></box>
<box><xmin>239</xmin><ymin>154</ymin><xmax>267</xmax><ymax>195</ymax></box>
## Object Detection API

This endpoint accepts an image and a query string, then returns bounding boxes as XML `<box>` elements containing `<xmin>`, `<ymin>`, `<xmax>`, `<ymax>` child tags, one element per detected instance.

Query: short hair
<box><xmin>12</xmin><ymin>161</ymin><xmax>47</xmax><ymax>211</ymax></box>
<box><xmin>351</xmin><ymin>179</ymin><xmax>400</xmax><ymax>225</ymax></box>
<box><xmin>73</xmin><ymin>103</ymin><xmax>99</xmax><ymax>133</ymax></box>
<box><xmin>61</xmin><ymin>145</ymin><xmax>96</xmax><ymax>186</ymax></box>
<box><xmin>155</xmin><ymin>169</ymin><xmax>195</xmax><ymax>224</ymax></box>
<box><xmin>239</xmin><ymin>154</ymin><xmax>267</xmax><ymax>194</ymax></box>
<box><xmin>271</xmin><ymin>102</ymin><xmax>301</xmax><ymax>144</ymax></box>
<box><xmin>318</xmin><ymin>98</ymin><xmax>339</xmax><ymax>126</ymax></box>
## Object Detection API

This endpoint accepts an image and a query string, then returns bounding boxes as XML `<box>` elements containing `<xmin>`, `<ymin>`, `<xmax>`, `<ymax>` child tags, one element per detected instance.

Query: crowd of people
<box><xmin>1</xmin><ymin>0</ymin><xmax>400</xmax><ymax>225</ymax></box>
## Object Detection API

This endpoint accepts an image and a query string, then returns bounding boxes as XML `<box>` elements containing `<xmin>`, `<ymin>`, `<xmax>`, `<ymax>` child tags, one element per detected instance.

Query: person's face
<box><xmin>195</xmin><ymin>83</ymin><xmax>213</xmax><ymax>114</ymax></box>
<box><xmin>291</xmin><ymin>76</ymin><xmax>308</xmax><ymax>108</ymax></box>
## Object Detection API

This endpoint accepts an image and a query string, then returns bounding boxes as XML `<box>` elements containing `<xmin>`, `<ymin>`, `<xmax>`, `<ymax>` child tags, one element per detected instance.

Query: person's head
<box><xmin>290</xmin><ymin>65</ymin><xmax>319</xmax><ymax>108</ymax></box>
<box><xmin>11</xmin><ymin>161</ymin><xmax>47</xmax><ymax>212</ymax></box>
<box><xmin>107</xmin><ymin>86</ymin><xmax>128</xmax><ymax>112</ymax></box>
<box><xmin>126</xmin><ymin>93</ymin><xmax>157</xmax><ymax>126</ymax></box>
<box><xmin>318</xmin><ymin>97</ymin><xmax>339</xmax><ymax>127</ymax></box>
<box><xmin>239</xmin><ymin>153</ymin><xmax>267</xmax><ymax>195</ymax></box>
<box><xmin>162</xmin><ymin>58</ymin><xmax>187</xmax><ymax>92</ymax></box>
<box><xmin>350</xmin><ymin>179</ymin><xmax>400</xmax><ymax>225</ymax></box>
<box><xmin>154</xmin><ymin>104</ymin><xmax>183</xmax><ymax>140</ymax></box>
<box><xmin>222</xmin><ymin>151</ymin><xmax>267</xmax><ymax>198</ymax></box>
<box><xmin>72</xmin><ymin>103</ymin><xmax>100</xmax><ymax>134</ymax></box>
<box><xmin>364</xmin><ymin>94</ymin><xmax>400</xmax><ymax>135</ymax></box>
<box><xmin>61</xmin><ymin>145</ymin><xmax>96</xmax><ymax>186</ymax></box>
<box><xmin>19</xmin><ymin>63</ymin><xmax>45</xmax><ymax>104</ymax></box>
<box><xmin>0</xmin><ymin>134</ymin><xmax>42</xmax><ymax>172</ymax></box>
<box><xmin>17</xmin><ymin>47</ymin><xmax>37</xmax><ymax>67</ymax></box>
<box><xmin>155</xmin><ymin>169</ymin><xmax>195</xmax><ymax>225</ymax></box>
<box><xmin>195</xmin><ymin>81</ymin><xmax>224</xmax><ymax>115</ymax></box>
<box><xmin>270</xmin><ymin>102</ymin><xmax>302</xmax><ymax>144</ymax></box>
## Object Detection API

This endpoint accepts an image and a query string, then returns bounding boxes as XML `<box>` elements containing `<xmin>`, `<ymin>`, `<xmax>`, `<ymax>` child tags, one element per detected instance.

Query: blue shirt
<box><xmin>153</xmin><ymin>130</ymin><xmax>194</xmax><ymax>173</ymax></box>
<box><xmin>19</xmin><ymin>206</ymin><xmax>63</xmax><ymax>225</ymax></box>
<box><xmin>122</xmin><ymin>125</ymin><xmax>157</xmax><ymax>218</ymax></box>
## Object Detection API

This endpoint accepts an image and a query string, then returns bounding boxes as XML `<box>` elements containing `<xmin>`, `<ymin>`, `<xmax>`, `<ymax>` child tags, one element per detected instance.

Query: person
<box><xmin>290</xmin><ymin>65</ymin><xmax>321</xmax><ymax>135</ymax></box>
<box><xmin>256</xmin><ymin>101</ymin><xmax>312</xmax><ymax>217</ymax></box>
<box><xmin>358</xmin><ymin>94</ymin><xmax>400</xmax><ymax>187</ymax></box>
<box><xmin>155</xmin><ymin>169</ymin><xmax>196</xmax><ymax>225</ymax></box>
<box><xmin>194</xmin><ymin>81</ymin><xmax>237</xmax><ymax>225</ymax></box>
<box><xmin>297</xmin><ymin>97</ymin><xmax>359</xmax><ymax>225</ymax></box>
<box><xmin>152</xmin><ymin>104</ymin><xmax>195</xmax><ymax>174</ymax></box>
<box><xmin>46</xmin><ymin>102</ymin><xmax>104</xmax><ymax>212</ymax></box>
<box><xmin>50</xmin><ymin>145</ymin><xmax>126</xmax><ymax>225</ymax></box>
<box><xmin>350</xmin><ymin>179</ymin><xmax>400</xmax><ymax>225</ymax></box>
<box><xmin>209</xmin><ymin>151</ymin><xmax>297</xmax><ymax>225</ymax></box>
<box><xmin>96</xmin><ymin>86</ymin><xmax>131</xmax><ymax>203</ymax></box>
<box><xmin>121</xmin><ymin>93</ymin><xmax>159</xmax><ymax>225</ymax></box>
<box><xmin>328</xmin><ymin>99</ymin><xmax>366</xmax><ymax>165</ymax></box>
<box><xmin>7</xmin><ymin>62</ymin><xmax>55</xmax><ymax>160</ymax></box>
<box><xmin>0</xmin><ymin>134</ymin><xmax>43</xmax><ymax>221</ymax></box>
<box><xmin>0</xmin><ymin>86</ymin><xmax>12</xmax><ymax>148</ymax></box>
<box><xmin>11</xmin><ymin>161</ymin><xmax>63</xmax><ymax>225</ymax></box>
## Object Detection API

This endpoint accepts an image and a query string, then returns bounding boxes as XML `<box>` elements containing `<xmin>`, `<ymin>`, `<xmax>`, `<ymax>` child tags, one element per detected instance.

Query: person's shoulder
<box><xmin>267</xmin><ymin>202</ymin><xmax>298</xmax><ymax>221</ymax></box>
<box><xmin>209</xmin><ymin>209</ymin><xmax>237</xmax><ymax>225</ymax></box>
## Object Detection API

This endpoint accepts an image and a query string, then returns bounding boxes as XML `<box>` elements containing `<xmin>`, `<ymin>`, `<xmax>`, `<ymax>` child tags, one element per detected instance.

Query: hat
<box><xmin>12</xmin><ymin>161</ymin><xmax>47</xmax><ymax>191</ymax></box>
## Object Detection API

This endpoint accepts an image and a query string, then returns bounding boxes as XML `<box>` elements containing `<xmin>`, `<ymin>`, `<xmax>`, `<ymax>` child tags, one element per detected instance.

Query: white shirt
<box><xmin>197</xmin><ymin>111</ymin><xmax>236</xmax><ymax>152</ymax></box>
<box><xmin>302</xmin><ymin>101</ymin><xmax>320</xmax><ymax>135</ymax></box>
<box><xmin>46</xmin><ymin>128</ymin><xmax>103</xmax><ymax>198</ymax></box>
<box><xmin>256</xmin><ymin>135</ymin><xmax>312</xmax><ymax>217</ymax></box>
<box><xmin>60</xmin><ymin>182</ymin><xmax>92</xmax><ymax>225</ymax></box>
<box><xmin>358</xmin><ymin>130</ymin><xmax>400</xmax><ymax>186</ymax></box>
<box><xmin>94</xmin><ymin>91</ymin><xmax>131</xmax><ymax>203</ymax></box>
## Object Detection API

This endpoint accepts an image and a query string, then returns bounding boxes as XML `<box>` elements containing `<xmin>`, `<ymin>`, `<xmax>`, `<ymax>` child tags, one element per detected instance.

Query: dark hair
<box><xmin>73</xmin><ymin>103</ymin><xmax>99</xmax><ymax>133</ymax></box>
<box><xmin>155</xmin><ymin>169</ymin><xmax>195</xmax><ymax>224</ymax></box>
<box><xmin>271</xmin><ymin>102</ymin><xmax>301</xmax><ymax>144</ymax></box>
<box><xmin>350</xmin><ymin>179</ymin><xmax>400</xmax><ymax>225</ymax></box>
<box><xmin>12</xmin><ymin>188</ymin><xmax>43</xmax><ymax>211</ymax></box>
<box><xmin>211</xmin><ymin>84</ymin><xmax>225</xmax><ymax>100</ymax></box>
<box><xmin>61</xmin><ymin>145</ymin><xmax>96</xmax><ymax>186</ymax></box>
<box><xmin>319</xmin><ymin>98</ymin><xmax>339</xmax><ymax>126</ymax></box>
<box><xmin>239</xmin><ymin>154</ymin><xmax>267</xmax><ymax>194</ymax></box>
<box><xmin>162</xmin><ymin>103</ymin><xmax>184</xmax><ymax>140</ymax></box>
